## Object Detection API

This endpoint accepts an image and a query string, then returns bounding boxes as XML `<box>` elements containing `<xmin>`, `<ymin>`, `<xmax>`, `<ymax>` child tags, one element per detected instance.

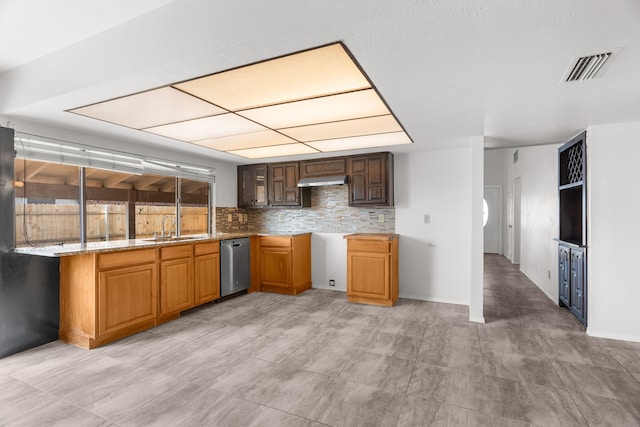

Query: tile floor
<box><xmin>2</xmin><ymin>254</ymin><xmax>640</xmax><ymax>426</ymax></box>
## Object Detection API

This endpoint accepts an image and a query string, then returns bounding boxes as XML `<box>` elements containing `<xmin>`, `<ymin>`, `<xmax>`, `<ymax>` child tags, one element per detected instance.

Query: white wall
<box><xmin>489</xmin><ymin>145</ymin><xmax>559</xmax><ymax>302</ymax></box>
<box><xmin>394</xmin><ymin>146</ymin><xmax>474</xmax><ymax>305</ymax></box>
<box><xmin>311</xmin><ymin>233</ymin><xmax>347</xmax><ymax>292</ymax></box>
<box><xmin>588</xmin><ymin>122</ymin><xmax>640</xmax><ymax>342</ymax></box>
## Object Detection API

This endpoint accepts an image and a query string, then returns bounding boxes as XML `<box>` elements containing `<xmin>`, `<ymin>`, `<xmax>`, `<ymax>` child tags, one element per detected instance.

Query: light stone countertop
<box><xmin>14</xmin><ymin>232</ymin><xmax>311</xmax><ymax>257</ymax></box>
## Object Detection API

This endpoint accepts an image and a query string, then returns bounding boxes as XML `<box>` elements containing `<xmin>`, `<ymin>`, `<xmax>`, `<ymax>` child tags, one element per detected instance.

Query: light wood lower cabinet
<box><xmin>344</xmin><ymin>234</ymin><xmax>399</xmax><ymax>306</ymax></box>
<box><xmin>61</xmin><ymin>248</ymin><xmax>158</xmax><ymax>349</ymax></box>
<box><xmin>194</xmin><ymin>242</ymin><xmax>220</xmax><ymax>305</ymax></box>
<box><xmin>60</xmin><ymin>240</ymin><xmax>220</xmax><ymax>349</ymax></box>
<box><xmin>159</xmin><ymin>245</ymin><xmax>194</xmax><ymax>319</ymax></box>
<box><xmin>259</xmin><ymin>234</ymin><xmax>311</xmax><ymax>295</ymax></box>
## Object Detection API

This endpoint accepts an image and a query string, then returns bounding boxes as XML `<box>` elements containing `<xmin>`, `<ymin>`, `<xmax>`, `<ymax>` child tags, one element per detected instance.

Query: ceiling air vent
<box><xmin>562</xmin><ymin>49</ymin><xmax>621</xmax><ymax>83</ymax></box>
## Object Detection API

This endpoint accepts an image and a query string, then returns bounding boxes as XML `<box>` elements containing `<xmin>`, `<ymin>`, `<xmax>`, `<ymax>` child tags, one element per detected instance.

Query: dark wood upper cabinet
<box><xmin>238</xmin><ymin>164</ymin><xmax>268</xmax><ymax>208</ymax></box>
<box><xmin>237</xmin><ymin>152</ymin><xmax>393</xmax><ymax>208</ymax></box>
<box><xmin>300</xmin><ymin>157</ymin><xmax>347</xmax><ymax>178</ymax></box>
<box><xmin>268</xmin><ymin>162</ymin><xmax>310</xmax><ymax>207</ymax></box>
<box><xmin>348</xmin><ymin>152</ymin><xmax>394</xmax><ymax>206</ymax></box>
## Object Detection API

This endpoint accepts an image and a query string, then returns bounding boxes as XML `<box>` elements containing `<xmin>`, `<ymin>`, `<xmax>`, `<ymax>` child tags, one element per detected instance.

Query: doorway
<box><xmin>483</xmin><ymin>186</ymin><xmax>502</xmax><ymax>254</ymax></box>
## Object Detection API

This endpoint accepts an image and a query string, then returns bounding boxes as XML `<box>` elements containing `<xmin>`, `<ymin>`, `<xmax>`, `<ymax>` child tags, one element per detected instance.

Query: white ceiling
<box><xmin>1</xmin><ymin>0</ymin><xmax>639</xmax><ymax>165</ymax></box>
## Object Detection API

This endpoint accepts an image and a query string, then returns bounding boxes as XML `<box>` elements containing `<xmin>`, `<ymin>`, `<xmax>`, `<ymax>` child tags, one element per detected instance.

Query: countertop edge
<box><xmin>343</xmin><ymin>233</ymin><xmax>400</xmax><ymax>241</ymax></box>
<box><xmin>15</xmin><ymin>232</ymin><xmax>307</xmax><ymax>257</ymax></box>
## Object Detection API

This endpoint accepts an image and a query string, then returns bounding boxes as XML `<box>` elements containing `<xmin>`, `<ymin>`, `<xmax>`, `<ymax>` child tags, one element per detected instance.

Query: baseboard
<box><xmin>312</xmin><ymin>284</ymin><xmax>346</xmax><ymax>292</ymax></box>
<box><xmin>398</xmin><ymin>293</ymin><xmax>468</xmax><ymax>306</ymax></box>
<box><xmin>469</xmin><ymin>316</ymin><xmax>486</xmax><ymax>324</ymax></box>
<box><xmin>587</xmin><ymin>329</ymin><xmax>640</xmax><ymax>344</ymax></box>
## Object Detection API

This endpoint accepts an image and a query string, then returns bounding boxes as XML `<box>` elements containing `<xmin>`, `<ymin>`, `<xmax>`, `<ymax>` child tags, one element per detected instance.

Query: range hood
<box><xmin>297</xmin><ymin>175</ymin><xmax>348</xmax><ymax>187</ymax></box>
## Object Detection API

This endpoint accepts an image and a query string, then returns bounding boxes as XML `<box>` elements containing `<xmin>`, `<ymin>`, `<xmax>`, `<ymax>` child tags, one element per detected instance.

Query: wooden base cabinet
<box><xmin>60</xmin><ymin>240</ymin><xmax>221</xmax><ymax>349</ymax></box>
<box><xmin>61</xmin><ymin>249</ymin><xmax>158</xmax><ymax>349</ymax></box>
<box><xmin>159</xmin><ymin>245</ymin><xmax>194</xmax><ymax>319</ymax></box>
<box><xmin>345</xmin><ymin>234</ymin><xmax>399</xmax><ymax>306</ymax></box>
<box><xmin>194</xmin><ymin>242</ymin><xmax>220</xmax><ymax>305</ymax></box>
<box><xmin>259</xmin><ymin>234</ymin><xmax>311</xmax><ymax>295</ymax></box>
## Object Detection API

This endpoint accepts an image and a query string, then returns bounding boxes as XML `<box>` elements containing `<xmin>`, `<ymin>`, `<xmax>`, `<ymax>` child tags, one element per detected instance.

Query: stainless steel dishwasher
<box><xmin>220</xmin><ymin>238</ymin><xmax>250</xmax><ymax>297</ymax></box>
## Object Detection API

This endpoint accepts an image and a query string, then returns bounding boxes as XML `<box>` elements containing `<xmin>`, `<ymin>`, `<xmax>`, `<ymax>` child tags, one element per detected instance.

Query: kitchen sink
<box><xmin>143</xmin><ymin>235</ymin><xmax>203</xmax><ymax>242</ymax></box>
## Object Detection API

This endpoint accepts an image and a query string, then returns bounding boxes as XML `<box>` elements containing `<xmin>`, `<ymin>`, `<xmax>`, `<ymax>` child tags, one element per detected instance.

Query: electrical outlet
<box><xmin>548</xmin><ymin>270</ymin><xmax>551</xmax><ymax>279</ymax></box>
<box><xmin>278</xmin><ymin>213</ymin><xmax>284</xmax><ymax>222</ymax></box>
<box><xmin>227</xmin><ymin>214</ymin><xmax>233</xmax><ymax>222</ymax></box>
<box><xmin>424</xmin><ymin>214</ymin><xmax>431</xmax><ymax>224</ymax></box>
<box><xmin>329</xmin><ymin>279</ymin><xmax>335</xmax><ymax>287</ymax></box>
<box><xmin>378</xmin><ymin>214</ymin><xmax>385</xmax><ymax>222</ymax></box>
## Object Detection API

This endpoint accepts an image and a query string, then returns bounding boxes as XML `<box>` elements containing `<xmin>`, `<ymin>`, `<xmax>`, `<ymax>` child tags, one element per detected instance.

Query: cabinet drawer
<box><xmin>260</xmin><ymin>236</ymin><xmax>292</xmax><ymax>248</ymax></box>
<box><xmin>160</xmin><ymin>244</ymin><xmax>193</xmax><ymax>260</ymax></box>
<box><xmin>348</xmin><ymin>240</ymin><xmax>390</xmax><ymax>254</ymax></box>
<box><xmin>98</xmin><ymin>249</ymin><xmax>155</xmax><ymax>270</ymax></box>
<box><xmin>195</xmin><ymin>242</ymin><xmax>219</xmax><ymax>256</ymax></box>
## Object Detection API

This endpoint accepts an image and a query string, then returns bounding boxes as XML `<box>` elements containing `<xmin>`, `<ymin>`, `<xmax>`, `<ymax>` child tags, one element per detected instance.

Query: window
<box><xmin>14</xmin><ymin>159</ymin><xmax>81</xmax><ymax>246</ymax></box>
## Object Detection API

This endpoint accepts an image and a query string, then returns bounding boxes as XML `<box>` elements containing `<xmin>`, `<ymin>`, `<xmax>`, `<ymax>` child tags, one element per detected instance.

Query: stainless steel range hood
<box><xmin>297</xmin><ymin>175</ymin><xmax>348</xmax><ymax>187</ymax></box>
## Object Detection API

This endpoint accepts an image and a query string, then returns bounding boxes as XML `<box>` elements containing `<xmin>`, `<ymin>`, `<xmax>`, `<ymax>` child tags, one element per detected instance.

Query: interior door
<box><xmin>483</xmin><ymin>186</ymin><xmax>502</xmax><ymax>254</ymax></box>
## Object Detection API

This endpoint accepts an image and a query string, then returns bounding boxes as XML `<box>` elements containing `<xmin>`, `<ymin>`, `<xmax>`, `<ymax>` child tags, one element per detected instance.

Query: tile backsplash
<box><xmin>246</xmin><ymin>185</ymin><xmax>395</xmax><ymax>234</ymax></box>
<box><xmin>215</xmin><ymin>207</ymin><xmax>250</xmax><ymax>233</ymax></box>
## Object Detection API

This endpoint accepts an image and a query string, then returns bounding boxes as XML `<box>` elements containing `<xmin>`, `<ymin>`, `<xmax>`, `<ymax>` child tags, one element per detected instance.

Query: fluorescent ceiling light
<box><xmin>69</xmin><ymin>87</ymin><xmax>226</xmax><ymax>129</ymax></box>
<box><xmin>228</xmin><ymin>143</ymin><xmax>319</xmax><ymax>159</ymax></box>
<box><xmin>306</xmin><ymin>132</ymin><xmax>412</xmax><ymax>152</ymax></box>
<box><xmin>237</xmin><ymin>89</ymin><xmax>389</xmax><ymax>129</ymax></box>
<box><xmin>279</xmin><ymin>115</ymin><xmax>402</xmax><ymax>142</ymax></box>
<box><xmin>193</xmin><ymin>130</ymin><xmax>296</xmax><ymax>151</ymax></box>
<box><xmin>67</xmin><ymin>42</ymin><xmax>412</xmax><ymax>159</ymax></box>
<box><xmin>144</xmin><ymin>113</ymin><xmax>265</xmax><ymax>142</ymax></box>
<box><xmin>174</xmin><ymin>43</ymin><xmax>371</xmax><ymax>111</ymax></box>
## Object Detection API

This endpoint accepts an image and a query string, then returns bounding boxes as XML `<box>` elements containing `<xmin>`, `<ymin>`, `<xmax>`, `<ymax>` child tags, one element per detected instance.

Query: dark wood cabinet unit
<box><xmin>237</xmin><ymin>152</ymin><xmax>394</xmax><ymax>208</ymax></box>
<box><xmin>557</xmin><ymin>131</ymin><xmax>587</xmax><ymax>327</ymax></box>
<box><xmin>238</xmin><ymin>164</ymin><xmax>268</xmax><ymax>208</ymax></box>
<box><xmin>268</xmin><ymin>162</ymin><xmax>310</xmax><ymax>207</ymax></box>
<box><xmin>300</xmin><ymin>156</ymin><xmax>348</xmax><ymax>178</ymax></box>
<box><xmin>348</xmin><ymin>152</ymin><xmax>394</xmax><ymax>206</ymax></box>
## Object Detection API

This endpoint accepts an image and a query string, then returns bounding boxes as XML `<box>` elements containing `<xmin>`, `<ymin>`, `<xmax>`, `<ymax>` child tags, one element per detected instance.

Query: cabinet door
<box><xmin>160</xmin><ymin>257</ymin><xmax>194</xmax><ymax>315</ymax></box>
<box><xmin>238</xmin><ymin>164</ymin><xmax>268</xmax><ymax>207</ymax></box>
<box><xmin>570</xmin><ymin>248</ymin><xmax>586</xmax><ymax>325</ymax></box>
<box><xmin>349</xmin><ymin>153</ymin><xmax>389</xmax><ymax>206</ymax></box>
<box><xmin>98</xmin><ymin>263</ymin><xmax>157</xmax><ymax>335</ymax></box>
<box><xmin>194</xmin><ymin>253</ymin><xmax>220</xmax><ymax>305</ymax></box>
<box><xmin>558</xmin><ymin>245</ymin><xmax>570</xmax><ymax>307</ymax></box>
<box><xmin>269</xmin><ymin>162</ymin><xmax>300</xmax><ymax>206</ymax></box>
<box><xmin>261</xmin><ymin>248</ymin><xmax>291</xmax><ymax>289</ymax></box>
<box><xmin>347</xmin><ymin>252</ymin><xmax>390</xmax><ymax>300</ymax></box>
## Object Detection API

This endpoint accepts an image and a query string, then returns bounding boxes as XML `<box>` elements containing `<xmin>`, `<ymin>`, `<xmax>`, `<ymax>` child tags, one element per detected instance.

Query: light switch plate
<box><xmin>424</xmin><ymin>214</ymin><xmax>430</xmax><ymax>224</ymax></box>
<box><xmin>227</xmin><ymin>214</ymin><xmax>233</xmax><ymax>222</ymax></box>
<box><xmin>378</xmin><ymin>214</ymin><xmax>385</xmax><ymax>222</ymax></box>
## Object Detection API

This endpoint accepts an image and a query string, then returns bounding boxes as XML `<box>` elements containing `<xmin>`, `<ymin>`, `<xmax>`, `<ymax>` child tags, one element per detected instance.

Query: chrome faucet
<box><xmin>161</xmin><ymin>215</ymin><xmax>175</xmax><ymax>238</ymax></box>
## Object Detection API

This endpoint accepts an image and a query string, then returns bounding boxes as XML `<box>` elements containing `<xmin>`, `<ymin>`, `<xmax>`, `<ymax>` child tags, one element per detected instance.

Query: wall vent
<box><xmin>562</xmin><ymin>49</ymin><xmax>621</xmax><ymax>83</ymax></box>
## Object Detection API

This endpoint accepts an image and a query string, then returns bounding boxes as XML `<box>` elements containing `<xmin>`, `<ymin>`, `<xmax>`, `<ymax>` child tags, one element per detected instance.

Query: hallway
<box><xmin>482</xmin><ymin>254</ymin><xmax>640</xmax><ymax>425</ymax></box>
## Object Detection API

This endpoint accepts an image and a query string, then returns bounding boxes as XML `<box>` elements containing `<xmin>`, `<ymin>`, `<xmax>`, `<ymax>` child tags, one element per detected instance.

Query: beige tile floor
<box><xmin>2</xmin><ymin>254</ymin><xmax>640</xmax><ymax>426</ymax></box>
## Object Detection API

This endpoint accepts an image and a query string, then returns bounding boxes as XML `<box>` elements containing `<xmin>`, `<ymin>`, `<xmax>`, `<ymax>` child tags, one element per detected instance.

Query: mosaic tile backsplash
<box><xmin>215</xmin><ymin>207</ymin><xmax>250</xmax><ymax>233</ymax></box>
<box><xmin>246</xmin><ymin>185</ymin><xmax>395</xmax><ymax>234</ymax></box>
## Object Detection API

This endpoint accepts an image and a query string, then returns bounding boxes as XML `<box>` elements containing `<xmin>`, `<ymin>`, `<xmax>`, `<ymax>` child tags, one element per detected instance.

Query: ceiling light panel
<box><xmin>228</xmin><ymin>143</ymin><xmax>319</xmax><ymax>159</ymax></box>
<box><xmin>307</xmin><ymin>132</ymin><xmax>412</xmax><ymax>152</ymax></box>
<box><xmin>237</xmin><ymin>89</ymin><xmax>390</xmax><ymax>130</ymax></box>
<box><xmin>143</xmin><ymin>113</ymin><xmax>265</xmax><ymax>142</ymax></box>
<box><xmin>174</xmin><ymin>43</ymin><xmax>371</xmax><ymax>111</ymax></box>
<box><xmin>70</xmin><ymin>87</ymin><xmax>226</xmax><ymax>129</ymax></box>
<box><xmin>192</xmin><ymin>130</ymin><xmax>296</xmax><ymax>151</ymax></box>
<box><xmin>279</xmin><ymin>114</ymin><xmax>402</xmax><ymax>142</ymax></box>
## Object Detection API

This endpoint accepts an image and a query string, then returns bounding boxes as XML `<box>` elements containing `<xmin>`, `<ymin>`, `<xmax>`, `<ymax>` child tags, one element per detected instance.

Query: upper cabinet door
<box><xmin>238</xmin><ymin>164</ymin><xmax>268</xmax><ymax>208</ymax></box>
<box><xmin>348</xmin><ymin>152</ymin><xmax>394</xmax><ymax>206</ymax></box>
<box><xmin>269</xmin><ymin>162</ymin><xmax>301</xmax><ymax>206</ymax></box>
